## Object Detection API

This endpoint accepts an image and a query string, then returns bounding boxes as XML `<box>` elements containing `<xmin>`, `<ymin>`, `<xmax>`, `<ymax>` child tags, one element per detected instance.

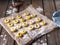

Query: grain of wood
<box><xmin>0</xmin><ymin>0</ymin><xmax>14</xmax><ymax>45</ymax></box>
<box><xmin>0</xmin><ymin>28</ymin><xmax>14</xmax><ymax>45</ymax></box>
<box><xmin>55</xmin><ymin>0</ymin><xmax>60</xmax><ymax>10</ymax></box>
<box><xmin>53</xmin><ymin>28</ymin><xmax>60</xmax><ymax>45</ymax></box>
<box><xmin>43</xmin><ymin>0</ymin><xmax>57</xmax><ymax>45</ymax></box>
<box><xmin>0</xmin><ymin>0</ymin><xmax>9</xmax><ymax>34</ymax></box>
<box><xmin>43</xmin><ymin>0</ymin><xmax>55</xmax><ymax>20</ymax></box>
<box><xmin>53</xmin><ymin>0</ymin><xmax>60</xmax><ymax>45</ymax></box>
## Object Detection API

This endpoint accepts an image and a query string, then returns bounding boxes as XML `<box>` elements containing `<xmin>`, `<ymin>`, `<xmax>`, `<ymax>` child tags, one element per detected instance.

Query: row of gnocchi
<box><xmin>4</xmin><ymin>18</ymin><xmax>46</xmax><ymax>28</ymax></box>
<box><xmin>15</xmin><ymin>14</ymin><xmax>37</xmax><ymax>22</ymax></box>
<box><xmin>9</xmin><ymin>13</ymin><xmax>37</xmax><ymax>20</ymax></box>
<box><xmin>10</xmin><ymin>21</ymin><xmax>46</xmax><ymax>33</ymax></box>
<box><xmin>4</xmin><ymin>15</ymin><xmax>38</xmax><ymax>23</ymax></box>
<box><xmin>16</xmin><ymin>30</ymin><xmax>27</xmax><ymax>38</ymax></box>
<box><xmin>4</xmin><ymin>17</ymin><xmax>41</xmax><ymax>24</ymax></box>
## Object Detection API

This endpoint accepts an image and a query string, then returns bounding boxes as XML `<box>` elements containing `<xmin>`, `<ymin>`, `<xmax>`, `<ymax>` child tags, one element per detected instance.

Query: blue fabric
<box><xmin>53</xmin><ymin>10</ymin><xmax>60</xmax><ymax>27</ymax></box>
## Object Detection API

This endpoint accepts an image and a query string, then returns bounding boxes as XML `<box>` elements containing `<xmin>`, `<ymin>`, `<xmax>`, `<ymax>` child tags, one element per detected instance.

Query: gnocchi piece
<box><xmin>10</xmin><ymin>16</ymin><xmax>15</xmax><ymax>20</ymax></box>
<box><xmin>26</xmin><ymin>16</ymin><xmax>31</xmax><ymax>20</ymax></box>
<box><xmin>35</xmin><ymin>24</ymin><xmax>40</xmax><ymax>29</ymax></box>
<box><xmin>20</xmin><ymin>18</ymin><xmax>26</xmax><ymax>22</ymax></box>
<box><xmin>17</xmin><ymin>15</ymin><xmax>22</xmax><ymax>19</ymax></box>
<box><xmin>17</xmin><ymin>24</ymin><xmax>22</xmax><ymax>29</ymax></box>
<box><xmin>16</xmin><ymin>32</ymin><xmax>23</xmax><ymax>38</ymax></box>
<box><xmin>31</xmin><ymin>14</ymin><xmax>37</xmax><ymax>18</ymax></box>
<box><xmin>21</xmin><ymin>30</ymin><xmax>27</xmax><ymax>35</ymax></box>
<box><xmin>11</xmin><ymin>27</ymin><xmax>17</xmax><ymax>32</ymax></box>
<box><xmin>30</xmin><ymin>21</ymin><xmax>34</xmax><ymax>25</ymax></box>
<box><xmin>29</xmin><ymin>25</ymin><xmax>34</xmax><ymax>30</ymax></box>
<box><xmin>40</xmin><ymin>21</ymin><xmax>46</xmax><ymax>26</ymax></box>
<box><xmin>24</xmin><ymin>12</ymin><xmax>30</xmax><ymax>16</ymax></box>
<box><xmin>22</xmin><ymin>22</ymin><xmax>28</xmax><ymax>27</ymax></box>
<box><xmin>13</xmin><ymin>19</ymin><xmax>19</xmax><ymax>24</ymax></box>
<box><xmin>7</xmin><ymin>23</ymin><xmax>14</xmax><ymax>27</ymax></box>
<box><xmin>4</xmin><ymin>19</ymin><xmax>10</xmax><ymax>23</ymax></box>
<box><xmin>36</xmin><ymin>18</ymin><xmax>41</xmax><ymax>22</ymax></box>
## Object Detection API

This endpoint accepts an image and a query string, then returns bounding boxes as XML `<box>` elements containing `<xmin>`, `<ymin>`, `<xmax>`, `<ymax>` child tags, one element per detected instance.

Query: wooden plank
<box><xmin>0</xmin><ymin>0</ymin><xmax>9</xmax><ymax>34</ymax></box>
<box><xmin>31</xmin><ymin>35</ymin><xmax>47</xmax><ymax>45</ymax></box>
<box><xmin>32</xmin><ymin>0</ymin><xmax>43</xmax><ymax>8</ymax></box>
<box><xmin>31</xmin><ymin>0</ymin><xmax>48</xmax><ymax>45</ymax></box>
<box><xmin>43</xmin><ymin>0</ymin><xmax>55</xmax><ymax>20</ymax></box>
<box><xmin>53</xmin><ymin>0</ymin><xmax>60</xmax><ymax>45</ymax></box>
<box><xmin>0</xmin><ymin>0</ymin><xmax>14</xmax><ymax>45</ymax></box>
<box><xmin>46</xmin><ymin>30</ymin><xmax>57</xmax><ymax>45</ymax></box>
<box><xmin>55</xmin><ymin>0</ymin><xmax>60</xmax><ymax>10</ymax></box>
<box><xmin>18</xmin><ymin>0</ymin><xmax>31</xmax><ymax>12</ymax></box>
<box><xmin>53</xmin><ymin>28</ymin><xmax>60</xmax><ymax>45</ymax></box>
<box><xmin>0</xmin><ymin>28</ymin><xmax>14</xmax><ymax>45</ymax></box>
<box><xmin>0</xmin><ymin>0</ymin><xmax>10</xmax><ymax>33</ymax></box>
<box><xmin>43</xmin><ymin>0</ymin><xmax>57</xmax><ymax>45</ymax></box>
<box><xmin>0</xmin><ymin>0</ymin><xmax>9</xmax><ymax>18</ymax></box>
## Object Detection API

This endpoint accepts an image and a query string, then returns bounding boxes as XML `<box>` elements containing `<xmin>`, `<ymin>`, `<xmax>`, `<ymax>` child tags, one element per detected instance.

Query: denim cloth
<box><xmin>53</xmin><ymin>10</ymin><xmax>60</xmax><ymax>27</ymax></box>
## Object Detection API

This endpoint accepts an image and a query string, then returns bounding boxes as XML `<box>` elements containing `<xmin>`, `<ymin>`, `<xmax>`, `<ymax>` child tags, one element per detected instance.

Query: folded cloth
<box><xmin>53</xmin><ymin>10</ymin><xmax>60</xmax><ymax>27</ymax></box>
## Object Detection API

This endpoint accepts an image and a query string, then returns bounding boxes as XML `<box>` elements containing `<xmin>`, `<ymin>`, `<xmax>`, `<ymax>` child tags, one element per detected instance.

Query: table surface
<box><xmin>0</xmin><ymin>0</ymin><xmax>60</xmax><ymax>45</ymax></box>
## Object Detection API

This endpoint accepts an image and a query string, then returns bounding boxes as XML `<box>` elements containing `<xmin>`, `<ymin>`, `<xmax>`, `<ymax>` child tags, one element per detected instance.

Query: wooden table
<box><xmin>0</xmin><ymin>0</ymin><xmax>60</xmax><ymax>45</ymax></box>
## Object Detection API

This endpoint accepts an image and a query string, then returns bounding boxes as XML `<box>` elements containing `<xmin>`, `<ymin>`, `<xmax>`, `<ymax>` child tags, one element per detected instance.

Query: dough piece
<box><xmin>30</xmin><ymin>21</ymin><xmax>34</xmax><ymax>25</ymax></box>
<box><xmin>24</xmin><ymin>12</ymin><xmax>30</xmax><ymax>16</ymax></box>
<box><xmin>21</xmin><ymin>30</ymin><xmax>27</xmax><ymax>35</ymax></box>
<box><xmin>4</xmin><ymin>19</ymin><xmax>10</xmax><ymax>23</ymax></box>
<box><xmin>29</xmin><ymin>25</ymin><xmax>34</xmax><ymax>30</ymax></box>
<box><xmin>7</xmin><ymin>23</ymin><xmax>14</xmax><ymax>27</ymax></box>
<box><xmin>26</xmin><ymin>16</ymin><xmax>31</xmax><ymax>20</ymax></box>
<box><xmin>13</xmin><ymin>19</ymin><xmax>19</xmax><ymax>24</ymax></box>
<box><xmin>17</xmin><ymin>15</ymin><xmax>22</xmax><ymax>19</ymax></box>
<box><xmin>35</xmin><ymin>24</ymin><xmax>40</xmax><ymax>29</ymax></box>
<box><xmin>20</xmin><ymin>18</ymin><xmax>26</xmax><ymax>22</ymax></box>
<box><xmin>11</xmin><ymin>27</ymin><xmax>17</xmax><ymax>32</ymax></box>
<box><xmin>31</xmin><ymin>14</ymin><xmax>37</xmax><ymax>18</ymax></box>
<box><xmin>16</xmin><ymin>32</ymin><xmax>23</xmax><ymax>38</ymax></box>
<box><xmin>10</xmin><ymin>16</ymin><xmax>15</xmax><ymax>20</ymax></box>
<box><xmin>36</xmin><ymin>18</ymin><xmax>41</xmax><ymax>22</ymax></box>
<box><xmin>22</xmin><ymin>22</ymin><xmax>28</xmax><ymax>27</ymax></box>
<box><xmin>17</xmin><ymin>24</ymin><xmax>22</xmax><ymax>29</ymax></box>
<box><xmin>40</xmin><ymin>21</ymin><xmax>46</xmax><ymax>26</ymax></box>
